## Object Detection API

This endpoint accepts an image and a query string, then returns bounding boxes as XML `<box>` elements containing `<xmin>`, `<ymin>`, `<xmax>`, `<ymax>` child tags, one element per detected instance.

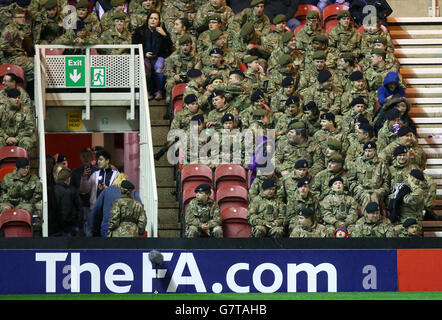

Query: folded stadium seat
<box><xmin>171</xmin><ymin>83</ymin><xmax>187</xmax><ymax>116</ymax></box>
<box><xmin>322</xmin><ymin>4</ymin><xmax>349</xmax><ymax>28</ymax></box>
<box><xmin>294</xmin><ymin>24</ymin><xmax>305</xmax><ymax>36</ymax></box>
<box><xmin>0</xmin><ymin>208</ymin><xmax>33</xmax><ymax>237</ymax></box>
<box><xmin>221</xmin><ymin>206</ymin><xmax>251</xmax><ymax>238</ymax></box>
<box><xmin>182</xmin><ymin>185</ymin><xmax>215</xmax><ymax>212</ymax></box>
<box><xmin>216</xmin><ymin>185</ymin><xmax>248</xmax><ymax>211</ymax></box>
<box><xmin>0</xmin><ymin>146</ymin><xmax>28</xmax><ymax>169</ymax></box>
<box><xmin>214</xmin><ymin>164</ymin><xmax>247</xmax><ymax>191</ymax></box>
<box><xmin>44</xmin><ymin>48</ymin><xmax>64</xmax><ymax>55</ymax></box>
<box><xmin>0</xmin><ymin>166</ymin><xmax>15</xmax><ymax>182</ymax></box>
<box><xmin>238</xmin><ymin>63</ymin><xmax>247</xmax><ymax>72</ymax></box>
<box><xmin>294</xmin><ymin>4</ymin><xmax>322</xmax><ymax>24</ymax></box>
<box><xmin>181</xmin><ymin>163</ymin><xmax>213</xmax><ymax>190</ymax></box>
<box><xmin>325</xmin><ymin>19</ymin><xmax>339</xmax><ymax>36</ymax></box>
<box><xmin>0</xmin><ymin>64</ymin><xmax>25</xmax><ymax>84</ymax></box>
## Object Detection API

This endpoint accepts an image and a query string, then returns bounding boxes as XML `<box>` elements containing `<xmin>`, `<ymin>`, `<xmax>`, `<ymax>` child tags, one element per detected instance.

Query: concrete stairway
<box><xmin>149</xmin><ymin>99</ymin><xmax>181</xmax><ymax>237</ymax></box>
<box><xmin>389</xmin><ymin>17</ymin><xmax>442</xmax><ymax>232</ymax></box>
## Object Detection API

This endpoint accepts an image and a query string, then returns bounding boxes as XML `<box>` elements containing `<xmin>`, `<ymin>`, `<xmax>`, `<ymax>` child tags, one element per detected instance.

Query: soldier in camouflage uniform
<box><xmin>99</xmin><ymin>0</ymin><xmax>130</xmax><ymax>33</ymax></box>
<box><xmin>345</xmin><ymin>122</ymin><xmax>375</xmax><ymax>171</ymax></box>
<box><xmin>267</xmin><ymin>54</ymin><xmax>300</xmax><ymax>95</ymax></box>
<box><xmin>341</xmin><ymin>97</ymin><xmax>373</xmax><ymax>135</ymax></box>
<box><xmin>289</xmin><ymin>207</ymin><xmax>328</xmax><ymax>238</ymax></box>
<box><xmin>270</xmin><ymin>76</ymin><xmax>300</xmax><ymax>116</ymax></box>
<box><xmin>248</xmin><ymin>178</ymin><xmax>286</xmax><ymax>238</ymax></box>
<box><xmin>249</xmin><ymin>171</ymin><xmax>285</xmax><ymax>202</ymax></box>
<box><xmin>170</xmin><ymin>94</ymin><xmax>204</xmax><ymax>131</ymax></box>
<box><xmin>349</xmin><ymin>202</ymin><xmax>395</xmax><ymax>237</ymax></box>
<box><xmin>28</xmin><ymin>0</ymin><xmax>67</xmax><ymax>17</ymax></box>
<box><xmin>340</xmin><ymin>71</ymin><xmax>377</xmax><ymax>116</ymax></box>
<box><xmin>281</xmin><ymin>161</ymin><xmax>312</xmax><ymax>202</ymax></box>
<box><xmin>398</xmin><ymin>218</ymin><xmax>422</xmax><ymax>238</ymax></box>
<box><xmin>0</xmin><ymin>0</ymin><xmax>32</xmax><ymax>34</ymax></box>
<box><xmin>52</xmin><ymin>20</ymin><xmax>100</xmax><ymax>53</ymax></box>
<box><xmin>206</xmin><ymin>90</ymin><xmax>238</xmax><ymax>129</ymax></box>
<box><xmin>274</xmin><ymin>95</ymin><xmax>302</xmax><ymax>138</ymax></box>
<box><xmin>263</xmin><ymin>14</ymin><xmax>287</xmax><ymax>52</ymax></box>
<box><xmin>365</xmin><ymin>48</ymin><xmax>404</xmax><ymax>92</ymax></box>
<box><xmin>239</xmin><ymin>89</ymin><xmax>271</xmax><ymax>129</ymax></box>
<box><xmin>200</xmin><ymin>29</ymin><xmax>237</xmax><ymax>69</ymax></box>
<box><xmin>0</xmin><ymin>157</ymin><xmax>42</xmax><ymax>236</ymax></box>
<box><xmin>301</xmin><ymin>101</ymin><xmax>321</xmax><ymax>137</ymax></box>
<box><xmin>242</xmin><ymin>55</ymin><xmax>269</xmax><ymax>93</ymax></box>
<box><xmin>182</xmin><ymin>69</ymin><xmax>212</xmax><ymax>113</ymax></box>
<box><xmin>98</xmin><ymin>12</ymin><xmax>132</xmax><ymax>55</ymax></box>
<box><xmin>201</xmin><ymin>48</ymin><xmax>231</xmax><ymax>84</ymax></box>
<box><xmin>75</xmin><ymin>0</ymin><xmax>101</xmax><ymax>36</ymax></box>
<box><xmin>214</xmin><ymin>70</ymin><xmax>253</xmax><ymax>113</ymax></box>
<box><xmin>301</xmin><ymin>70</ymin><xmax>343</xmax><ymax>115</ymax></box>
<box><xmin>285</xmin><ymin>177</ymin><xmax>319</xmax><ymax>234</ymax></box>
<box><xmin>295</xmin><ymin>11</ymin><xmax>326</xmax><ymax>60</ymax></box>
<box><xmin>164</xmin><ymin>34</ymin><xmax>202</xmax><ymax>104</ymax></box>
<box><xmin>185</xmin><ymin>183</ymin><xmax>223</xmax><ymax>238</ymax></box>
<box><xmin>304</xmin><ymin>34</ymin><xmax>337</xmax><ymax>70</ymax></box>
<box><xmin>267</xmin><ymin>31</ymin><xmax>304</xmax><ymax>73</ymax></box>
<box><xmin>347</xmin><ymin>141</ymin><xmax>391</xmax><ymax>209</ymax></box>
<box><xmin>376</xmin><ymin>107</ymin><xmax>401</xmax><ymax>151</ymax></box>
<box><xmin>229</xmin><ymin>0</ymin><xmax>270</xmax><ymax>36</ymax></box>
<box><xmin>197</xmin><ymin>14</ymin><xmax>232</xmax><ymax>54</ymax></box>
<box><xmin>319</xmin><ymin>176</ymin><xmax>359</xmax><ymax>235</ymax></box>
<box><xmin>33</xmin><ymin>0</ymin><xmax>64</xmax><ymax>44</ymax></box>
<box><xmin>0</xmin><ymin>8</ymin><xmax>34</xmax><ymax>82</ymax></box>
<box><xmin>298</xmin><ymin>50</ymin><xmax>338</xmax><ymax>92</ymax></box>
<box><xmin>0</xmin><ymin>73</ymin><xmax>32</xmax><ymax>113</ymax></box>
<box><xmin>193</xmin><ymin>0</ymin><xmax>234</xmax><ymax>33</ymax></box>
<box><xmin>130</xmin><ymin>0</ymin><xmax>156</xmax><ymax>30</ymax></box>
<box><xmin>311</xmin><ymin>153</ymin><xmax>348</xmax><ymax>201</ymax></box>
<box><xmin>162</xmin><ymin>0</ymin><xmax>197</xmax><ymax>43</ymax></box>
<box><xmin>169</xmin><ymin>17</ymin><xmax>197</xmax><ymax>54</ymax></box>
<box><xmin>360</xmin><ymin>19</ymin><xmax>394</xmax><ymax>56</ymax></box>
<box><xmin>360</xmin><ymin>36</ymin><xmax>399</xmax><ymax>72</ymax></box>
<box><xmin>107</xmin><ymin>180</ymin><xmax>147</xmax><ymax>237</ymax></box>
<box><xmin>0</xmin><ymin>88</ymin><xmax>36</xmax><ymax>153</ymax></box>
<box><xmin>231</xmin><ymin>22</ymin><xmax>271</xmax><ymax>64</ymax></box>
<box><xmin>311</xmin><ymin>137</ymin><xmax>345</xmax><ymax>178</ymax></box>
<box><xmin>379</xmin><ymin>126</ymin><xmax>427</xmax><ymax>171</ymax></box>
<box><xmin>327</xmin><ymin>10</ymin><xmax>362</xmax><ymax>62</ymax></box>
<box><xmin>334</xmin><ymin>52</ymin><xmax>360</xmax><ymax>92</ymax></box>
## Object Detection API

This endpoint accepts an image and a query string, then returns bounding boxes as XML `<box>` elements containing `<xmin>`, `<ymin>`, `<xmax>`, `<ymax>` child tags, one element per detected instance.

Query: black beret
<box><xmin>17</xmin><ymin>0</ymin><xmax>31</xmax><ymax>7</ymax></box>
<box><xmin>350</xmin><ymin>97</ymin><xmax>366</xmax><ymax>107</ymax></box>
<box><xmin>57</xmin><ymin>154</ymin><xmax>67</xmax><ymax>162</ymax></box>
<box><xmin>302</xmin><ymin>101</ymin><xmax>317</xmax><ymax>111</ymax></box>
<box><xmin>195</xmin><ymin>183</ymin><xmax>211</xmax><ymax>193</ymax></box>
<box><xmin>329</xmin><ymin>176</ymin><xmax>343</xmax><ymax>187</ymax></box>
<box><xmin>184</xmin><ymin>94</ymin><xmax>198</xmax><ymax>104</ymax></box>
<box><xmin>393</xmin><ymin>145</ymin><xmax>408</xmax><ymax>157</ymax></box>
<box><xmin>317</xmin><ymin>70</ymin><xmax>332</xmax><ymax>83</ymax></box>
<box><xmin>397</xmin><ymin>126</ymin><xmax>412</xmax><ymax>137</ymax></box>
<box><xmin>403</xmin><ymin>218</ymin><xmax>418</xmax><ymax>228</ymax></box>
<box><xmin>230</xmin><ymin>70</ymin><xmax>245</xmax><ymax>78</ymax></box>
<box><xmin>262</xmin><ymin>178</ymin><xmax>276</xmax><ymax>190</ymax></box>
<box><xmin>190</xmin><ymin>114</ymin><xmax>204</xmax><ymax>124</ymax></box>
<box><xmin>286</xmin><ymin>96</ymin><xmax>300</xmax><ymax>106</ymax></box>
<box><xmin>297</xmin><ymin>177</ymin><xmax>310</xmax><ymax>188</ymax></box>
<box><xmin>295</xmin><ymin>159</ymin><xmax>308</xmax><ymax>169</ymax></box>
<box><xmin>210</xmin><ymin>48</ymin><xmax>224</xmax><ymax>55</ymax></box>
<box><xmin>365</xmin><ymin>202</ymin><xmax>379</xmax><ymax>213</ymax></box>
<box><xmin>251</xmin><ymin>90</ymin><xmax>265</xmax><ymax>102</ymax></box>
<box><xmin>281</xmin><ymin>76</ymin><xmax>295</xmax><ymax>87</ymax></box>
<box><xmin>410</xmin><ymin>169</ymin><xmax>425</xmax><ymax>181</ymax></box>
<box><xmin>355</xmin><ymin>116</ymin><xmax>369</xmax><ymax>125</ymax></box>
<box><xmin>320</xmin><ymin>112</ymin><xmax>335</xmax><ymax>122</ymax></box>
<box><xmin>349</xmin><ymin>71</ymin><xmax>364</xmax><ymax>81</ymax></box>
<box><xmin>16</xmin><ymin>157</ymin><xmax>29</xmax><ymax>168</ymax></box>
<box><xmin>221</xmin><ymin>113</ymin><xmax>235</xmax><ymax>123</ymax></box>
<box><xmin>121</xmin><ymin>180</ymin><xmax>135</xmax><ymax>190</ymax></box>
<box><xmin>299</xmin><ymin>208</ymin><xmax>315</xmax><ymax>217</ymax></box>
<box><xmin>6</xmin><ymin>88</ymin><xmax>21</xmax><ymax>98</ymax></box>
<box><xmin>363</xmin><ymin>141</ymin><xmax>377</xmax><ymax>150</ymax></box>
<box><xmin>385</xmin><ymin>108</ymin><xmax>400</xmax><ymax>120</ymax></box>
<box><xmin>187</xmin><ymin>69</ymin><xmax>202</xmax><ymax>78</ymax></box>
<box><xmin>211</xmin><ymin>90</ymin><xmax>225</xmax><ymax>98</ymax></box>
<box><xmin>76</xmin><ymin>19</ymin><xmax>86</xmax><ymax>30</ymax></box>
<box><xmin>358</xmin><ymin>123</ymin><xmax>374</xmax><ymax>135</ymax></box>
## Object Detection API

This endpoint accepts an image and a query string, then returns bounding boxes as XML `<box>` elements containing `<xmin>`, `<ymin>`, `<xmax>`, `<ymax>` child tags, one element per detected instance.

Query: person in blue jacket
<box><xmin>377</xmin><ymin>71</ymin><xmax>406</xmax><ymax>109</ymax></box>
<box><xmin>91</xmin><ymin>173</ymin><xmax>143</xmax><ymax>237</ymax></box>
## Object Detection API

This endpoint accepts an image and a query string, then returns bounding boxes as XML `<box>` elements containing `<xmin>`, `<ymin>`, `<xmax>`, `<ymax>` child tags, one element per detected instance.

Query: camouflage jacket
<box><xmin>247</xmin><ymin>194</ymin><xmax>285</xmax><ymax>228</ymax></box>
<box><xmin>193</xmin><ymin>2</ymin><xmax>234</xmax><ymax>33</ymax></box>
<box><xmin>107</xmin><ymin>194</ymin><xmax>147</xmax><ymax>237</ymax></box>
<box><xmin>289</xmin><ymin>221</ymin><xmax>328</xmax><ymax>238</ymax></box>
<box><xmin>164</xmin><ymin>50</ymin><xmax>202</xmax><ymax>81</ymax></box>
<box><xmin>327</xmin><ymin>23</ymin><xmax>362</xmax><ymax>58</ymax></box>
<box><xmin>311</xmin><ymin>168</ymin><xmax>349</xmax><ymax>201</ymax></box>
<box><xmin>99</xmin><ymin>8</ymin><xmax>131</xmax><ymax>33</ymax></box>
<box><xmin>301</xmin><ymin>83</ymin><xmax>343</xmax><ymax>115</ymax></box>
<box><xmin>0</xmin><ymin>101</ymin><xmax>35</xmax><ymax>141</ymax></box>
<box><xmin>1</xmin><ymin>169</ymin><xmax>42</xmax><ymax>206</ymax></box>
<box><xmin>98</xmin><ymin>27</ymin><xmax>132</xmax><ymax>55</ymax></box>
<box><xmin>295</xmin><ymin>24</ymin><xmax>326</xmax><ymax>55</ymax></box>
<box><xmin>229</xmin><ymin>8</ymin><xmax>271</xmax><ymax>35</ymax></box>
<box><xmin>376</xmin><ymin>121</ymin><xmax>397</xmax><ymax>151</ymax></box>
<box><xmin>349</xmin><ymin>215</ymin><xmax>395</xmax><ymax>237</ymax></box>
<box><xmin>275</xmin><ymin>136</ymin><xmax>316</xmax><ymax>175</ymax></box>
<box><xmin>340</xmin><ymin>87</ymin><xmax>377</xmax><ymax>117</ymax></box>
<box><xmin>170</xmin><ymin>107</ymin><xmax>204</xmax><ymax>131</ymax></box>
<box><xmin>185</xmin><ymin>198</ymin><xmax>221</xmax><ymax>230</ymax></box>
<box><xmin>319</xmin><ymin>190</ymin><xmax>359</xmax><ymax>227</ymax></box>
<box><xmin>379</xmin><ymin>140</ymin><xmax>427</xmax><ymax>171</ymax></box>
<box><xmin>248</xmin><ymin>174</ymin><xmax>285</xmax><ymax>201</ymax></box>
<box><xmin>0</xmin><ymin>22</ymin><xmax>32</xmax><ymax>58</ymax></box>
<box><xmin>268</xmin><ymin>46</ymin><xmax>304</xmax><ymax>73</ymax></box>
<box><xmin>162</xmin><ymin>2</ymin><xmax>197</xmax><ymax>37</ymax></box>
<box><xmin>286</xmin><ymin>190</ymin><xmax>319</xmax><ymax>228</ymax></box>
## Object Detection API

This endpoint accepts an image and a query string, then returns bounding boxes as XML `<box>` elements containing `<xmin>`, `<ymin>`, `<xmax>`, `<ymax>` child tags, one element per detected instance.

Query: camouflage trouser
<box><xmin>0</xmin><ymin>137</ymin><xmax>34</xmax><ymax>155</ymax></box>
<box><xmin>7</xmin><ymin>55</ymin><xmax>34</xmax><ymax>83</ymax></box>
<box><xmin>186</xmin><ymin>225</ymin><xmax>223</xmax><ymax>238</ymax></box>
<box><xmin>252</xmin><ymin>225</ymin><xmax>285</xmax><ymax>238</ymax></box>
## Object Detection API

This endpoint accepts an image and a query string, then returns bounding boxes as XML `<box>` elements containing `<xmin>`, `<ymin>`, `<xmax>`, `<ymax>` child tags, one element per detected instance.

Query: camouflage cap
<box><xmin>312</xmin><ymin>50</ymin><xmax>326</xmax><ymax>60</ymax></box>
<box><xmin>403</xmin><ymin>218</ymin><xmax>418</xmax><ymax>228</ymax></box>
<box><xmin>340</xmin><ymin>52</ymin><xmax>355</xmax><ymax>60</ymax></box>
<box><xmin>262</xmin><ymin>178</ymin><xmax>276</xmax><ymax>190</ymax></box>
<box><xmin>327</xmin><ymin>139</ymin><xmax>342</xmax><ymax>151</ymax></box>
<box><xmin>282</xmin><ymin>31</ymin><xmax>295</xmax><ymax>43</ymax></box>
<box><xmin>208</xmin><ymin>14</ymin><xmax>222</xmax><ymax>23</ymax></box>
<box><xmin>121</xmin><ymin>180</ymin><xmax>135</xmax><ymax>190</ymax></box>
<box><xmin>279</xmin><ymin>54</ymin><xmax>292</xmax><ymax>66</ymax></box>
<box><xmin>250</xmin><ymin>0</ymin><xmax>264</xmax><ymax>7</ymax></box>
<box><xmin>328</xmin><ymin>175</ymin><xmax>343</xmax><ymax>187</ymax></box>
<box><xmin>243</xmin><ymin>55</ymin><xmax>258</xmax><ymax>64</ymax></box>
<box><xmin>372</xmin><ymin>48</ymin><xmax>386</xmax><ymax>55</ymax></box>
<box><xmin>76</xmin><ymin>0</ymin><xmax>90</xmax><ymax>9</ymax></box>
<box><xmin>113</xmin><ymin>11</ymin><xmax>126</xmax><ymax>20</ymax></box>
<box><xmin>337</xmin><ymin>10</ymin><xmax>351</xmax><ymax>20</ymax></box>
<box><xmin>240</xmin><ymin>22</ymin><xmax>255</xmax><ymax>38</ymax></box>
<box><xmin>306</xmin><ymin>11</ymin><xmax>320</xmax><ymax>19</ymax></box>
<box><xmin>209</xmin><ymin>29</ymin><xmax>223</xmax><ymax>41</ymax></box>
<box><xmin>273</xmin><ymin>14</ymin><xmax>287</xmax><ymax>25</ymax></box>
<box><xmin>299</xmin><ymin>208</ymin><xmax>315</xmax><ymax>217</ymax></box>
<box><xmin>312</xmin><ymin>34</ymin><xmax>328</xmax><ymax>43</ymax></box>
<box><xmin>393</xmin><ymin>145</ymin><xmax>408</xmax><ymax>157</ymax></box>
<box><xmin>110</xmin><ymin>0</ymin><xmax>124</xmax><ymax>6</ymax></box>
<box><xmin>178</xmin><ymin>34</ymin><xmax>192</xmax><ymax>45</ymax></box>
<box><xmin>44</xmin><ymin>0</ymin><xmax>58</xmax><ymax>10</ymax></box>
<box><xmin>329</xmin><ymin>154</ymin><xmax>344</xmax><ymax>163</ymax></box>
<box><xmin>221</xmin><ymin>113</ymin><xmax>235</xmax><ymax>123</ymax></box>
<box><xmin>365</xmin><ymin>202</ymin><xmax>379</xmax><ymax>213</ymax></box>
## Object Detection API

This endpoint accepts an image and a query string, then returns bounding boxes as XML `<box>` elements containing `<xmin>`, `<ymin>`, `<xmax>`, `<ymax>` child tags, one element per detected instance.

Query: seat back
<box><xmin>45</xmin><ymin>48</ymin><xmax>65</xmax><ymax>55</ymax></box>
<box><xmin>171</xmin><ymin>83</ymin><xmax>187</xmax><ymax>103</ymax></box>
<box><xmin>0</xmin><ymin>64</ymin><xmax>25</xmax><ymax>83</ymax></box>
<box><xmin>216</xmin><ymin>185</ymin><xmax>248</xmax><ymax>211</ymax></box>
<box><xmin>0</xmin><ymin>166</ymin><xmax>15</xmax><ymax>182</ymax></box>
<box><xmin>181</xmin><ymin>164</ymin><xmax>213</xmax><ymax>184</ymax></box>
<box><xmin>221</xmin><ymin>207</ymin><xmax>251</xmax><ymax>238</ymax></box>
<box><xmin>294</xmin><ymin>4</ymin><xmax>321</xmax><ymax>23</ymax></box>
<box><xmin>215</xmin><ymin>164</ymin><xmax>247</xmax><ymax>190</ymax></box>
<box><xmin>0</xmin><ymin>208</ymin><xmax>32</xmax><ymax>237</ymax></box>
<box><xmin>221</xmin><ymin>206</ymin><xmax>248</xmax><ymax>221</ymax></box>
<box><xmin>322</xmin><ymin>4</ymin><xmax>350</xmax><ymax>26</ymax></box>
<box><xmin>294</xmin><ymin>24</ymin><xmax>305</xmax><ymax>36</ymax></box>
<box><xmin>0</xmin><ymin>146</ymin><xmax>28</xmax><ymax>169</ymax></box>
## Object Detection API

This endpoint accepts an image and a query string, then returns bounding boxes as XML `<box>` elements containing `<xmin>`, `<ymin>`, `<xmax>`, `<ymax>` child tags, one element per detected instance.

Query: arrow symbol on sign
<box><xmin>69</xmin><ymin>69</ymin><xmax>81</xmax><ymax>83</ymax></box>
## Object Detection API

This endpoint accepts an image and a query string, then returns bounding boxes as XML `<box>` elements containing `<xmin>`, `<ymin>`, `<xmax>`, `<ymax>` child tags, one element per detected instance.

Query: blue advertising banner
<box><xmin>0</xmin><ymin>249</ymin><xmax>397</xmax><ymax>294</ymax></box>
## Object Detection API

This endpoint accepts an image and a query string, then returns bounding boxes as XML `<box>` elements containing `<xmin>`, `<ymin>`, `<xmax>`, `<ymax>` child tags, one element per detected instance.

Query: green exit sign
<box><xmin>65</xmin><ymin>56</ymin><xmax>85</xmax><ymax>87</ymax></box>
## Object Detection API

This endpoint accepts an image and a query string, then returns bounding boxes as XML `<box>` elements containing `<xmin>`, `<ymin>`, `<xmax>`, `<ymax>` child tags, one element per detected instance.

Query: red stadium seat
<box><xmin>181</xmin><ymin>164</ymin><xmax>213</xmax><ymax>191</ymax></box>
<box><xmin>0</xmin><ymin>166</ymin><xmax>15</xmax><ymax>182</ymax></box>
<box><xmin>323</xmin><ymin>4</ymin><xmax>350</xmax><ymax>27</ymax></box>
<box><xmin>171</xmin><ymin>83</ymin><xmax>187</xmax><ymax>116</ymax></box>
<box><xmin>294</xmin><ymin>4</ymin><xmax>321</xmax><ymax>23</ymax></box>
<box><xmin>0</xmin><ymin>208</ymin><xmax>32</xmax><ymax>237</ymax></box>
<box><xmin>214</xmin><ymin>164</ymin><xmax>247</xmax><ymax>190</ymax></box>
<box><xmin>294</xmin><ymin>24</ymin><xmax>305</xmax><ymax>36</ymax></box>
<box><xmin>239</xmin><ymin>63</ymin><xmax>247</xmax><ymax>72</ymax></box>
<box><xmin>221</xmin><ymin>206</ymin><xmax>251</xmax><ymax>238</ymax></box>
<box><xmin>216</xmin><ymin>185</ymin><xmax>248</xmax><ymax>211</ymax></box>
<box><xmin>0</xmin><ymin>146</ymin><xmax>28</xmax><ymax>169</ymax></box>
<box><xmin>325</xmin><ymin>19</ymin><xmax>339</xmax><ymax>36</ymax></box>
<box><xmin>173</xmin><ymin>97</ymin><xmax>184</xmax><ymax>116</ymax></box>
<box><xmin>45</xmin><ymin>48</ymin><xmax>64</xmax><ymax>55</ymax></box>
<box><xmin>182</xmin><ymin>186</ymin><xmax>215</xmax><ymax>212</ymax></box>
<box><xmin>0</xmin><ymin>64</ymin><xmax>25</xmax><ymax>83</ymax></box>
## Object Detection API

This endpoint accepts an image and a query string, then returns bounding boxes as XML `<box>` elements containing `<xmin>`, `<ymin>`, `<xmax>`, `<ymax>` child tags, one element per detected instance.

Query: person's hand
<box><xmin>201</xmin><ymin>222</ymin><xmax>210</xmax><ymax>231</ymax></box>
<box><xmin>174</xmin><ymin>74</ymin><xmax>181</xmax><ymax>82</ymax></box>
<box><xmin>205</xmin><ymin>121</ymin><xmax>217</xmax><ymax>127</ymax></box>
<box><xmin>210</xmin><ymin>70</ymin><xmax>218</xmax><ymax>76</ymax></box>
<box><xmin>145</xmin><ymin>51</ymin><xmax>154</xmax><ymax>58</ymax></box>
<box><xmin>281</xmin><ymin>170</ymin><xmax>290</xmax><ymax>176</ymax></box>
<box><xmin>156</xmin><ymin>26</ymin><xmax>166</xmax><ymax>36</ymax></box>
<box><xmin>74</xmin><ymin>37</ymin><xmax>84</xmax><ymax>45</ymax></box>
<box><xmin>6</xmin><ymin>137</ymin><xmax>17</xmax><ymax>145</ymax></box>
<box><xmin>98</xmin><ymin>183</ymin><xmax>107</xmax><ymax>191</ymax></box>
<box><xmin>83</xmin><ymin>166</ymin><xmax>91</xmax><ymax>177</ymax></box>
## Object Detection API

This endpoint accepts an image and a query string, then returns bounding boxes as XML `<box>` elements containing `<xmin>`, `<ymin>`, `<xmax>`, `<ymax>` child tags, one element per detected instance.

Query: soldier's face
<box><xmin>223</xmin><ymin>120</ymin><xmax>234</xmax><ymax>130</ymax></box>
<box><xmin>338</xmin><ymin>58</ymin><xmax>349</xmax><ymax>70</ymax></box>
<box><xmin>399</xmin><ymin>132</ymin><xmax>414</xmax><ymax>146</ymax></box>
<box><xmin>18</xmin><ymin>165</ymin><xmax>30</xmax><ymax>177</ymax></box>
<box><xmin>356</xmin><ymin>128</ymin><xmax>368</xmax><ymax>142</ymax></box>
<box><xmin>407</xmin><ymin>225</ymin><xmax>419</xmax><ymax>235</ymax></box>
<box><xmin>142</xmin><ymin>0</ymin><xmax>153</xmax><ymax>10</ymax></box>
<box><xmin>210</xmin><ymin>0</ymin><xmax>223</xmax><ymax>8</ymax></box>
<box><xmin>287</xmin><ymin>129</ymin><xmax>296</xmax><ymax>141</ymax></box>
<box><xmin>13</xmin><ymin>14</ymin><xmax>26</xmax><ymax>25</ymax></box>
<box><xmin>77</xmin><ymin>8</ymin><xmax>89</xmax><ymax>19</ymax></box>
<box><xmin>254</xmin><ymin>97</ymin><xmax>265</xmax><ymax>108</ymax></box>
<box><xmin>374</xmin><ymin>43</ymin><xmax>386</xmax><ymax>50</ymax></box>
<box><xmin>115</xmin><ymin>4</ymin><xmax>125</xmax><ymax>11</ymax></box>
<box><xmin>2</xmin><ymin>75</ymin><xmax>16</xmax><ymax>90</ymax></box>
<box><xmin>187</xmin><ymin>101</ymin><xmax>199</xmax><ymax>113</ymax></box>
<box><xmin>253</xmin><ymin>4</ymin><xmax>265</xmax><ymax>16</ymax></box>
<box><xmin>370</xmin><ymin>54</ymin><xmax>382</xmax><ymax>65</ymax></box>
<box><xmin>208</xmin><ymin>20</ymin><xmax>221</xmax><ymax>30</ymax></box>
<box><xmin>397</xmin><ymin>153</ymin><xmax>408</xmax><ymax>164</ymax></box>
<box><xmin>114</xmin><ymin>18</ymin><xmax>125</xmax><ymax>32</ymax></box>
<box><xmin>307</xmin><ymin>17</ymin><xmax>318</xmax><ymax>28</ymax></box>
<box><xmin>312</xmin><ymin>41</ymin><xmax>325</xmax><ymax>51</ymax></box>
<box><xmin>212</xmin><ymin>96</ymin><xmax>225</xmax><ymax>109</ymax></box>
<box><xmin>354</xmin><ymin>103</ymin><xmax>365</xmax><ymax>113</ymax></box>
<box><xmin>210</xmin><ymin>54</ymin><xmax>223</xmax><ymax>65</ymax></box>
<box><xmin>195</xmin><ymin>191</ymin><xmax>209</xmax><ymax>202</ymax></box>
<box><xmin>328</xmin><ymin>161</ymin><xmax>342</xmax><ymax>172</ymax></box>
<box><xmin>9</xmin><ymin>96</ymin><xmax>21</xmax><ymax>107</ymax></box>
<box><xmin>320</xmin><ymin>119</ymin><xmax>333</xmax><ymax>130</ymax></box>
<box><xmin>284</xmin><ymin>85</ymin><xmax>295</xmax><ymax>95</ymax></box>
<box><xmin>354</xmin><ymin>79</ymin><xmax>366</xmax><ymax>90</ymax></box>
<box><xmin>288</xmin><ymin>104</ymin><xmax>299</xmax><ymax>115</ymax></box>
<box><xmin>339</xmin><ymin>17</ymin><xmax>351</xmax><ymax>28</ymax></box>
<box><xmin>388</xmin><ymin>118</ymin><xmax>400</xmax><ymax>128</ymax></box>
<box><xmin>367</xmin><ymin>211</ymin><xmax>380</xmax><ymax>223</ymax></box>
<box><xmin>215</xmin><ymin>35</ymin><xmax>226</xmax><ymax>48</ymax></box>
<box><xmin>212</xmin><ymin>79</ymin><xmax>223</xmax><ymax>86</ymax></box>
<box><xmin>321</xmin><ymin>78</ymin><xmax>333</xmax><ymax>90</ymax></box>
<box><xmin>275</xmin><ymin>22</ymin><xmax>286</xmax><ymax>32</ymax></box>
<box><xmin>296</xmin><ymin>168</ymin><xmax>308</xmax><ymax>178</ymax></box>
<box><xmin>364</xmin><ymin>148</ymin><xmax>376</xmax><ymax>159</ymax></box>
<box><xmin>263</xmin><ymin>187</ymin><xmax>276</xmax><ymax>197</ymax></box>
<box><xmin>298</xmin><ymin>184</ymin><xmax>310</xmax><ymax>196</ymax></box>
<box><xmin>248</xmin><ymin>60</ymin><xmax>260</xmax><ymax>72</ymax></box>
<box><xmin>299</xmin><ymin>215</ymin><xmax>312</xmax><ymax>227</ymax></box>
<box><xmin>47</xmin><ymin>7</ymin><xmax>58</xmax><ymax>18</ymax></box>
<box><xmin>313</xmin><ymin>59</ymin><xmax>325</xmax><ymax>70</ymax></box>
<box><xmin>287</xmin><ymin>37</ymin><xmax>297</xmax><ymax>50</ymax></box>
<box><xmin>173</xmin><ymin>20</ymin><xmax>184</xmax><ymax>34</ymax></box>
<box><xmin>332</xmin><ymin>181</ymin><xmax>344</xmax><ymax>192</ymax></box>
<box><xmin>180</xmin><ymin>42</ymin><xmax>192</xmax><ymax>54</ymax></box>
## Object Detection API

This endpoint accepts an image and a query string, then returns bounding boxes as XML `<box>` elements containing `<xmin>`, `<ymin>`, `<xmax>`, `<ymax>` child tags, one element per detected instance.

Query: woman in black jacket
<box><xmin>132</xmin><ymin>11</ymin><xmax>173</xmax><ymax>100</ymax></box>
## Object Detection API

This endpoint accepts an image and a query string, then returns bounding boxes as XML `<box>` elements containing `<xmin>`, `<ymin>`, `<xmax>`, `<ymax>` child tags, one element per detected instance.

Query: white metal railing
<box><xmin>34</xmin><ymin>44</ymin><xmax>158</xmax><ymax>237</ymax></box>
